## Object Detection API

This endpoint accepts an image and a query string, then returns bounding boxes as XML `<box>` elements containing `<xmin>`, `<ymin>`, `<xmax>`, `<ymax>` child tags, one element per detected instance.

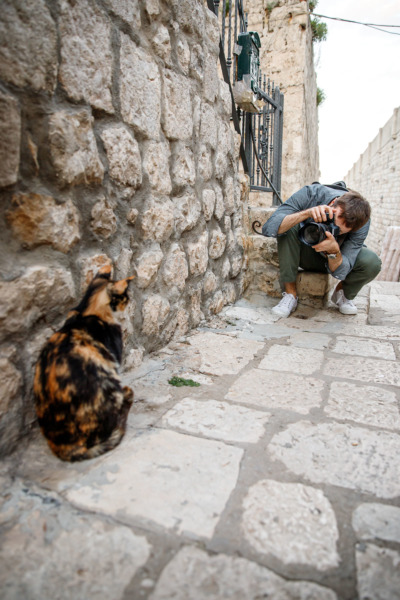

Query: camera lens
<box><xmin>302</xmin><ymin>224</ymin><xmax>323</xmax><ymax>245</ymax></box>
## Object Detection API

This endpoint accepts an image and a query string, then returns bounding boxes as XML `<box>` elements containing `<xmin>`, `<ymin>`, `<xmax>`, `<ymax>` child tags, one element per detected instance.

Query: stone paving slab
<box><xmin>352</xmin><ymin>503</ymin><xmax>400</xmax><ymax>543</ymax></box>
<box><xmin>323</xmin><ymin>355</ymin><xmax>400</xmax><ymax>387</ymax></box>
<box><xmin>259</xmin><ymin>345</ymin><xmax>324</xmax><ymax>375</ymax></box>
<box><xmin>331</xmin><ymin>335</ymin><xmax>396</xmax><ymax>360</ymax></box>
<box><xmin>356</xmin><ymin>543</ymin><xmax>400</xmax><ymax>600</ymax></box>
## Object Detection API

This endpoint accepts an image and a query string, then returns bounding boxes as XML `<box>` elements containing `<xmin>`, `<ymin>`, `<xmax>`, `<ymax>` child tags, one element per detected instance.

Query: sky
<box><xmin>314</xmin><ymin>0</ymin><xmax>400</xmax><ymax>183</ymax></box>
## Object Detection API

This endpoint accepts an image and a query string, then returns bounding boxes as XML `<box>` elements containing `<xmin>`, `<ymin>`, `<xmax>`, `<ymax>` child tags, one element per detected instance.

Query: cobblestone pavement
<box><xmin>1</xmin><ymin>281</ymin><xmax>400</xmax><ymax>600</ymax></box>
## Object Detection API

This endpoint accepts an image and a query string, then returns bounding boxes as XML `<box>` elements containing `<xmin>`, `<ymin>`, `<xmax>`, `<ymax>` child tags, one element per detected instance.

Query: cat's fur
<box><xmin>34</xmin><ymin>265</ymin><xmax>135</xmax><ymax>462</ymax></box>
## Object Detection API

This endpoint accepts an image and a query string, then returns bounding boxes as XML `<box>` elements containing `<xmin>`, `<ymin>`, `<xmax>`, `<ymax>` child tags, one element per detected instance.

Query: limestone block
<box><xmin>259</xmin><ymin>345</ymin><xmax>323</xmax><ymax>376</ymax></box>
<box><xmin>126</xmin><ymin>208</ymin><xmax>139</xmax><ymax>225</ymax></box>
<box><xmin>0</xmin><ymin>92</ymin><xmax>21</xmax><ymax>188</ymax></box>
<box><xmin>190</xmin><ymin>44</ymin><xmax>204</xmax><ymax>82</ymax></box>
<box><xmin>332</xmin><ymin>336</ymin><xmax>396</xmax><ymax>361</ymax></box>
<box><xmin>162</xmin><ymin>70</ymin><xmax>193</xmax><ymax>141</ymax></box>
<box><xmin>214</xmin><ymin>185</ymin><xmax>225</xmax><ymax>220</ymax></box>
<box><xmin>140</xmin><ymin>196</ymin><xmax>174</xmax><ymax>243</ymax></box>
<box><xmin>356</xmin><ymin>544</ymin><xmax>400</xmax><ymax>600</ymax></box>
<box><xmin>219</xmin><ymin>81</ymin><xmax>232</xmax><ymax>116</ymax></box>
<box><xmin>0</xmin><ymin>266</ymin><xmax>75</xmax><ymax>340</ymax></box>
<box><xmin>150</xmin><ymin>546</ymin><xmax>337</xmax><ymax>600</ymax></box>
<box><xmin>190</xmin><ymin>288</ymin><xmax>203</xmax><ymax>326</ymax></box>
<box><xmin>120</xmin><ymin>35</ymin><xmax>161</xmax><ymax>140</ymax></box>
<box><xmin>174</xmin><ymin>192</ymin><xmax>201</xmax><ymax>234</ymax></box>
<box><xmin>105</xmin><ymin>0</ymin><xmax>140</xmax><ymax>28</ymax></box>
<box><xmin>0</xmin><ymin>481</ymin><xmax>151</xmax><ymax>599</ymax></box>
<box><xmin>224</xmin><ymin>176</ymin><xmax>235</xmax><ymax>215</ymax></box>
<box><xmin>0</xmin><ymin>358</ymin><xmax>23</xmax><ymax>456</ymax></box>
<box><xmin>135</xmin><ymin>244</ymin><xmax>163</xmax><ymax>289</ymax></box>
<box><xmin>124</xmin><ymin>347</ymin><xmax>144</xmax><ymax>370</ymax></box>
<box><xmin>192</xmin><ymin>95</ymin><xmax>201</xmax><ymax>139</ymax></box>
<box><xmin>142</xmin><ymin>294</ymin><xmax>170</xmax><ymax>335</ymax></box>
<box><xmin>242</xmin><ymin>480</ymin><xmax>339</xmax><ymax>570</ymax></box>
<box><xmin>59</xmin><ymin>0</ymin><xmax>113</xmax><ymax>112</ymax></box>
<box><xmin>49</xmin><ymin>109</ymin><xmax>104</xmax><ymax>187</ymax></box>
<box><xmin>145</xmin><ymin>0</ymin><xmax>160</xmax><ymax>17</ymax></box>
<box><xmin>203</xmin><ymin>49</ymin><xmax>219</xmax><ymax>103</ymax></box>
<box><xmin>162</xmin><ymin>244</ymin><xmax>188</xmax><ymax>291</ymax></box>
<box><xmin>197</xmin><ymin>145</ymin><xmax>213</xmax><ymax>182</ymax></box>
<box><xmin>100</xmin><ymin>126</ymin><xmax>142</xmax><ymax>188</ymax></box>
<box><xmin>230</xmin><ymin>253</ymin><xmax>243</xmax><ymax>278</ymax></box>
<box><xmin>176</xmin><ymin>37</ymin><xmax>190</xmax><ymax>76</ymax></box>
<box><xmin>162</xmin><ymin>306</ymin><xmax>189</xmax><ymax>342</ymax></box>
<box><xmin>116</xmin><ymin>248</ymin><xmax>133</xmax><ymax>279</ymax></box>
<box><xmin>171</xmin><ymin>144</ymin><xmax>195</xmax><ymax>189</ymax></box>
<box><xmin>170</xmin><ymin>0</ymin><xmax>205</xmax><ymax>36</ymax></box>
<box><xmin>296</xmin><ymin>271</ymin><xmax>330</xmax><ymax>299</ymax></box>
<box><xmin>208</xmin><ymin>290</ymin><xmax>225</xmax><ymax>315</ymax></box>
<box><xmin>202</xmin><ymin>188</ymin><xmax>216</xmax><ymax>222</ymax></box>
<box><xmin>187</xmin><ymin>231</ymin><xmax>209</xmax><ymax>277</ymax></box>
<box><xmin>248</xmin><ymin>206</ymin><xmax>276</xmax><ymax>233</ymax></box>
<box><xmin>200</xmin><ymin>103</ymin><xmax>218</xmax><ymax>149</ymax></box>
<box><xmin>352</xmin><ymin>504</ymin><xmax>400</xmax><ymax>543</ymax></box>
<box><xmin>203</xmin><ymin>271</ymin><xmax>217</xmax><ymax>294</ymax></box>
<box><xmin>248</xmin><ymin>234</ymin><xmax>279</xmax><ymax>266</ymax></box>
<box><xmin>223</xmin><ymin>282</ymin><xmax>236</xmax><ymax>304</ymax></box>
<box><xmin>79</xmin><ymin>254</ymin><xmax>112</xmax><ymax>290</ymax></box>
<box><xmin>245</xmin><ymin>261</ymin><xmax>281</xmax><ymax>297</ymax></box>
<box><xmin>204</xmin><ymin>6</ymin><xmax>220</xmax><ymax>56</ymax></box>
<box><xmin>143</xmin><ymin>141</ymin><xmax>171</xmax><ymax>194</ymax></box>
<box><xmin>152</xmin><ymin>24</ymin><xmax>172</xmax><ymax>65</ymax></box>
<box><xmin>7</xmin><ymin>193</ymin><xmax>80</xmax><ymax>254</ymax></box>
<box><xmin>209</xmin><ymin>226</ymin><xmax>227</xmax><ymax>259</ymax></box>
<box><xmin>0</xmin><ymin>0</ymin><xmax>57</xmax><ymax>92</ymax></box>
<box><xmin>323</xmin><ymin>355</ymin><xmax>400</xmax><ymax>388</ymax></box>
<box><xmin>90</xmin><ymin>197</ymin><xmax>117</xmax><ymax>239</ymax></box>
<box><xmin>215</xmin><ymin>146</ymin><xmax>228</xmax><ymax>180</ymax></box>
<box><xmin>221</xmin><ymin>257</ymin><xmax>231</xmax><ymax>279</ymax></box>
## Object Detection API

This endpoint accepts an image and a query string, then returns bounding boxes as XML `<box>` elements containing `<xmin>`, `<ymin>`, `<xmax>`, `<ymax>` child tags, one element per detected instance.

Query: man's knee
<box><xmin>354</xmin><ymin>247</ymin><xmax>381</xmax><ymax>278</ymax></box>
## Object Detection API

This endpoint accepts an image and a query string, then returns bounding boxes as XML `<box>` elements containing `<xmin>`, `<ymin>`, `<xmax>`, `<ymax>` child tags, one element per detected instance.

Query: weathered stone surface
<box><xmin>223</xmin><ymin>282</ymin><xmax>236</xmax><ymax>305</ymax></box>
<box><xmin>190</xmin><ymin>288</ymin><xmax>203</xmax><ymax>326</ymax></box>
<box><xmin>242</xmin><ymin>480</ymin><xmax>339</xmax><ymax>569</ymax></box>
<box><xmin>126</xmin><ymin>207</ymin><xmax>139</xmax><ymax>225</ymax></box>
<box><xmin>0</xmin><ymin>267</ymin><xmax>75</xmax><ymax>341</ymax></box>
<box><xmin>325</xmin><ymin>381</ymin><xmax>400</xmax><ymax>430</ymax></box>
<box><xmin>189</xmin><ymin>332</ymin><xmax>264</xmax><ymax>376</ymax></box>
<box><xmin>143</xmin><ymin>141</ymin><xmax>172</xmax><ymax>194</ymax></box>
<box><xmin>200</xmin><ymin>103</ymin><xmax>218</xmax><ymax>149</ymax></box>
<box><xmin>171</xmin><ymin>144</ymin><xmax>195</xmax><ymax>188</ymax></box>
<box><xmin>224</xmin><ymin>177</ymin><xmax>235</xmax><ymax>215</ymax></box>
<box><xmin>100</xmin><ymin>126</ymin><xmax>142</xmax><ymax>188</ymax></box>
<box><xmin>116</xmin><ymin>248</ymin><xmax>133</xmax><ymax>279</ymax></box>
<box><xmin>7</xmin><ymin>193</ymin><xmax>80</xmax><ymax>253</ymax></box>
<box><xmin>0</xmin><ymin>358</ymin><xmax>23</xmax><ymax>456</ymax></box>
<box><xmin>268</xmin><ymin>421</ymin><xmax>400</xmax><ymax>498</ymax></box>
<box><xmin>0</xmin><ymin>0</ymin><xmax>57</xmax><ymax>92</ymax></box>
<box><xmin>0</xmin><ymin>92</ymin><xmax>21</xmax><ymax>187</ymax></box>
<box><xmin>219</xmin><ymin>80</ymin><xmax>232</xmax><ymax>116</ymax></box>
<box><xmin>0</xmin><ymin>481</ymin><xmax>151</xmax><ymax>600</ymax></box>
<box><xmin>142</xmin><ymin>294</ymin><xmax>170</xmax><ymax>335</ymax></box>
<box><xmin>120</xmin><ymin>35</ymin><xmax>161</xmax><ymax>139</ymax></box>
<box><xmin>288</xmin><ymin>331</ymin><xmax>331</xmax><ymax>350</ymax></box>
<box><xmin>203</xmin><ymin>270</ymin><xmax>217</xmax><ymax>294</ymax></box>
<box><xmin>209</xmin><ymin>226</ymin><xmax>227</xmax><ymax>260</ymax></box>
<box><xmin>140</xmin><ymin>196</ymin><xmax>174</xmax><ymax>243</ymax></box>
<box><xmin>353</xmin><ymin>504</ymin><xmax>400</xmax><ymax>543</ymax></box>
<box><xmin>105</xmin><ymin>0</ymin><xmax>140</xmax><ymax>28</ymax></box>
<box><xmin>214</xmin><ymin>185</ymin><xmax>225</xmax><ymax>220</ymax></box>
<box><xmin>59</xmin><ymin>0</ymin><xmax>113</xmax><ymax>112</ymax></box>
<box><xmin>323</xmin><ymin>355</ymin><xmax>400</xmax><ymax>387</ymax></box>
<box><xmin>162</xmin><ymin>244</ymin><xmax>188</xmax><ymax>291</ymax></box>
<box><xmin>187</xmin><ymin>231</ymin><xmax>209</xmax><ymax>277</ymax></box>
<box><xmin>150</xmin><ymin>546</ymin><xmax>338</xmax><ymax>600</ymax></box>
<box><xmin>259</xmin><ymin>346</ymin><xmax>324</xmax><ymax>375</ymax></box>
<box><xmin>152</xmin><ymin>24</ymin><xmax>171</xmax><ymax>64</ymax></box>
<box><xmin>124</xmin><ymin>347</ymin><xmax>144</xmax><ymax>370</ymax></box>
<box><xmin>202</xmin><ymin>189</ymin><xmax>216</xmax><ymax>221</ymax></box>
<box><xmin>333</xmin><ymin>335</ymin><xmax>396</xmax><ymax>360</ymax></box>
<box><xmin>64</xmin><ymin>429</ymin><xmax>242</xmax><ymax>539</ymax></box>
<box><xmin>90</xmin><ymin>198</ymin><xmax>117</xmax><ymax>239</ymax></box>
<box><xmin>356</xmin><ymin>544</ymin><xmax>400</xmax><ymax>600</ymax></box>
<box><xmin>203</xmin><ymin>49</ymin><xmax>219</xmax><ymax>103</ymax></box>
<box><xmin>145</xmin><ymin>0</ymin><xmax>160</xmax><ymax>17</ymax></box>
<box><xmin>225</xmin><ymin>368</ymin><xmax>324</xmax><ymax>414</ymax></box>
<box><xmin>208</xmin><ymin>290</ymin><xmax>225</xmax><ymax>314</ymax></box>
<box><xmin>230</xmin><ymin>253</ymin><xmax>243</xmax><ymax>278</ymax></box>
<box><xmin>170</xmin><ymin>0</ymin><xmax>205</xmax><ymax>36</ymax></box>
<box><xmin>221</xmin><ymin>258</ymin><xmax>231</xmax><ymax>279</ymax></box>
<box><xmin>49</xmin><ymin>109</ymin><xmax>104</xmax><ymax>187</ymax></box>
<box><xmin>135</xmin><ymin>244</ymin><xmax>163</xmax><ymax>289</ymax></box>
<box><xmin>197</xmin><ymin>145</ymin><xmax>213</xmax><ymax>182</ymax></box>
<box><xmin>79</xmin><ymin>254</ymin><xmax>112</xmax><ymax>289</ymax></box>
<box><xmin>162</xmin><ymin>70</ymin><xmax>193</xmax><ymax>141</ymax></box>
<box><xmin>176</xmin><ymin>36</ymin><xmax>190</xmax><ymax>75</ymax></box>
<box><xmin>204</xmin><ymin>6</ymin><xmax>220</xmax><ymax>56</ymax></box>
<box><xmin>161</xmin><ymin>398</ymin><xmax>269</xmax><ymax>443</ymax></box>
<box><xmin>174</xmin><ymin>192</ymin><xmax>201</xmax><ymax>234</ymax></box>
<box><xmin>190</xmin><ymin>44</ymin><xmax>204</xmax><ymax>82</ymax></box>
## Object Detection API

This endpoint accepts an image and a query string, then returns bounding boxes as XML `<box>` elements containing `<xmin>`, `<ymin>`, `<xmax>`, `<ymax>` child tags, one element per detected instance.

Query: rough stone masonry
<box><xmin>0</xmin><ymin>0</ymin><xmax>251</xmax><ymax>455</ymax></box>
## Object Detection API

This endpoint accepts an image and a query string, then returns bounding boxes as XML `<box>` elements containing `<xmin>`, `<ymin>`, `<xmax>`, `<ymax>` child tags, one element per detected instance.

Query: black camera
<box><xmin>298</xmin><ymin>214</ymin><xmax>340</xmax><ymax>247</ymax></box>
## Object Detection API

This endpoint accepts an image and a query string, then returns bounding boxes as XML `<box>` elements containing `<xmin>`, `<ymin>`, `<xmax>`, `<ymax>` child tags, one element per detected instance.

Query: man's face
<box><xmin>333</xmin><ymin>205</ymin><xmax>352</xmax><ymax>235</ymax></box>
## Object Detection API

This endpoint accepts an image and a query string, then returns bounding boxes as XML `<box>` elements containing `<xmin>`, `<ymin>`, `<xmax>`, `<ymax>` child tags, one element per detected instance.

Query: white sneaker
<box><xmin>271</xmin><ymin>293</ymin><xmax>298</xmax><ymax>318</ymax></box>
<box><xmin>331</xmin><ymin>289</ymin><xmax>357</xmax><ymax>315</ymax></box>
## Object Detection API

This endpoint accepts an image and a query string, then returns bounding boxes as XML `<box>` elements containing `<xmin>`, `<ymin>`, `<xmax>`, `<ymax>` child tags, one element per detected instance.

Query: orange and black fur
<box><xmin>34</xmin><ymin>265</ymin><xmax>135</xmax><ymax>462</ymax></box>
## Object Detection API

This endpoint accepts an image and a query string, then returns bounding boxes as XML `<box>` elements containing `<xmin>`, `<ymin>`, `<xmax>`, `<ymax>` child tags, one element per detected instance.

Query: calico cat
<box><xmin>34</xmin><ymin>265</ymin><xmax>135</xmax><ymax>462</ymax></box>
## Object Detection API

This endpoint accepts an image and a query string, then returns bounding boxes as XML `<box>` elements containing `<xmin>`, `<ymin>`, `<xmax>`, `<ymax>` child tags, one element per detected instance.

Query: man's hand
<box><xmin>309</xmin><ymin>204</ymin><xmax>335</xmax><ymax>223</ymax></box>
<box><xmin>312</xmin><ymin>231</ymin><xmax>340</xmax><ymax>254</ymax></box>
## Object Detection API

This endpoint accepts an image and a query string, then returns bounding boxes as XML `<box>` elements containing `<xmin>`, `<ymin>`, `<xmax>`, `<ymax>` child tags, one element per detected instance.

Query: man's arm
<box><xmin>278</xmin><ymin>203</ymin><xmax>336</xmax><ymax>234</ymax></box>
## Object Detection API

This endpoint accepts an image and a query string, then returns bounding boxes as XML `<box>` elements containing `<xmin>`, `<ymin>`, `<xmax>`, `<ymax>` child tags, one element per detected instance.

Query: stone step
<box><xmin>247</xmin><ymin>206</ymin><xmax>276</xmax><ymax>234</ymax></box>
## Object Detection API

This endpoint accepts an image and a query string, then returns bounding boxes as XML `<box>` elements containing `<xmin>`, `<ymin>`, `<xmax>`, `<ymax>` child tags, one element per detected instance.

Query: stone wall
<box><xmin>246</xmin><ymin>0</ymin><xmax>320</xmax><ymax>206</ymax></box>
<box><xmin>344</xmin><ymin>107</ymin><xmax>400</xmax><ymax>256</ymax></box>
<box><xmin>0</xmin><ymin>0</ymin><xmax>249</xmax><ymax>455</ymax></box>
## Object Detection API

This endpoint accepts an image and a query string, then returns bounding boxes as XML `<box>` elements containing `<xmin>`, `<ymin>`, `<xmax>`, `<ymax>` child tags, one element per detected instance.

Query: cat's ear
<box><xmin>94</xmin><ymin>265</ymin><xmax>112</xmax><ymax>281</ymax></box>
<box><xmin>111</xmin><ymin>275</ymin><xmax>135</xmax><ymax>295</ymax></box>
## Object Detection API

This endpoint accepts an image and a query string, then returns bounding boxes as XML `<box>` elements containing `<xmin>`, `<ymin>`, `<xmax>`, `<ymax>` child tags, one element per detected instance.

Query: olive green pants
<box><xmin>277</xmin><ymin>224</ymin><xmax>382</xmax><ymax>300</ymax></box>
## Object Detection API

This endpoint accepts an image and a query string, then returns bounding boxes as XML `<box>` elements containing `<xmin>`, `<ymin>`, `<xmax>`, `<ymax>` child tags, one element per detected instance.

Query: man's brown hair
<box><xmin>334</xmin><ymin>191</ymin><xmax>371</xmax><ymax>231</ymax></box>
